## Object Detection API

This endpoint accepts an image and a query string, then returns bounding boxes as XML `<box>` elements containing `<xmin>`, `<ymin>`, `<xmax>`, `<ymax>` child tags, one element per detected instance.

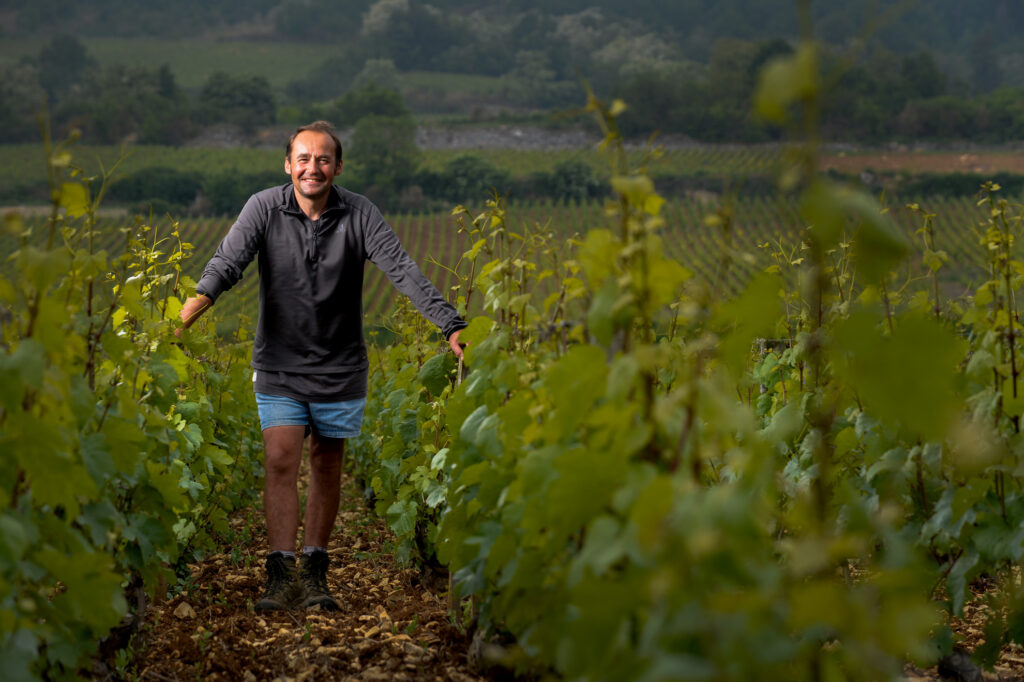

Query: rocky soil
<box><xmin>110</xmin><ymin>461</ymin><xmax>1024</xmax><ymax>682</ymax></box>
<box><xmin>114</xmin><ymin>471</ymin><xmax>485</xmax><ymax>682</ymax></box>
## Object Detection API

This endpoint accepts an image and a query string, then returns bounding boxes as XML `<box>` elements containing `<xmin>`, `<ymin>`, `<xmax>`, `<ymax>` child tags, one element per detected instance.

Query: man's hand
<box><xmin>176</xmin><ymin>294</ymin><xmax>212</xmax><ymax>338</ymax></box>
<box><xmin>448</xmin><ymin>329</ymin><xmax>465</xmax><ymax>358</ymax></box>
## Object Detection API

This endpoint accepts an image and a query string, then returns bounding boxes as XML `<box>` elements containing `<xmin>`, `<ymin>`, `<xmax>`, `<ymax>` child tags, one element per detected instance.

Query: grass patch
<box><xmin>3</xmin><ymin>39</ymin><xmax>516</xmax><ymax>100</ymax></box>
<box><xmin>0</xmin><ymin>144</ymin><xmax>285</xmax><ymax>200</ymax></box>
<box><xmin>0</xmin><ymin>37</ymin><xmax>335</xmax><ymax>92</ymax></box>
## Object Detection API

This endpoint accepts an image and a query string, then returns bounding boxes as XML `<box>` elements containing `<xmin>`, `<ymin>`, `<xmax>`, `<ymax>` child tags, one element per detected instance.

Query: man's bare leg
<box><xmin>298</xmin><ymin>433</ymin><xmax>344</xmax><ymax>611</ymax></box>
<box><xmin>256</xmin><ymin>424</ymin><xmax>307</xmax><ymax>611</ymax></box>
<box><xmin>304</xmin><ymin>433</ymin><xmax>344</xmax><ymax>548</ymax></box>
<box><xmin>262</xmin><ymin>425</ymin><xmax>306</xmax><ymax>552</ymax></box>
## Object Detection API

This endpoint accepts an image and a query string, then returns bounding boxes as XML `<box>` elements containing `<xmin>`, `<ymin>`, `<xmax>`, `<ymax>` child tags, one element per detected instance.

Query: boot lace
<box><xmin>301</xmin><ymin>551</ymin><xmax>330</xmax><ymax>595</ymax></box>
<box><xmin>264</xmin><ymin>554</ymin><xmax>294</xmax><ymax>597</ymax></box>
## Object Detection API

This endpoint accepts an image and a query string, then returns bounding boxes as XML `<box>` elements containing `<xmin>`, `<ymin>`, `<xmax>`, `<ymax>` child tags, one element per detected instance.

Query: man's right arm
<box><xmin>195</xmin><ymin>193</ymin><xmax>267</xmax><ymax>301</ymax></box>
<box><xmin>176</xmin><ymin>192</ymin><xmax>267</xmax><ymax>335</ymax></box>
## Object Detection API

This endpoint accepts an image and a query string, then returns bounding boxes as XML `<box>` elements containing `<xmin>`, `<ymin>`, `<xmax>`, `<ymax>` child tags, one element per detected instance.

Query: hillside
<box><xmin>2</xmin><ymin>0</ymin><xmax>1023</xmax><ymax>90</ymax></box>
<box><xmin>2</xmin><ymin>0</ymin><xmax>1024</xmax><ymax>183</ymax></box>
<box><xmin>4</xmin><ymin>1</ymin><xmax>1023</xmax><ymax>62</ymax></box>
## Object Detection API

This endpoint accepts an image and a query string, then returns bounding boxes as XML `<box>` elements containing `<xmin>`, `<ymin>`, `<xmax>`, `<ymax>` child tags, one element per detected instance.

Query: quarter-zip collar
<box><xmin>280</xmin><ymin>184</ymin><xmax>346</xmax><ymax>225</ymax></box>
<box><xmin>278</xmin><ymin>184</ymin><xmax>348</xmax><ymax>268</ymax></box>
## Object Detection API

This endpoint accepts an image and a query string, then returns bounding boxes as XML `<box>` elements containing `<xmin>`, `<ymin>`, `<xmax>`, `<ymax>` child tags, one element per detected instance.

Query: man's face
<box><xmin>285</xmin><ymin>130</ymin><xmax>342</xmax><ymax>201</ymax></box>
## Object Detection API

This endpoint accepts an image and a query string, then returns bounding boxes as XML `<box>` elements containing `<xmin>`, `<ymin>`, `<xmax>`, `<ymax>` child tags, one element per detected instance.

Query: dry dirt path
<box><xmin>126</xmin><ymin>472</ymin><xmax>483</xmax><ymax>682</ymax></box>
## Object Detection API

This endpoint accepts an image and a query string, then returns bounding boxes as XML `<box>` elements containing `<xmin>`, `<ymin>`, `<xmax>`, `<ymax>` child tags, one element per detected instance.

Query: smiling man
<box><xmin>178</xmin><ymin>121</ymin><xmax>465</xmax><ymax>611</ymax></box>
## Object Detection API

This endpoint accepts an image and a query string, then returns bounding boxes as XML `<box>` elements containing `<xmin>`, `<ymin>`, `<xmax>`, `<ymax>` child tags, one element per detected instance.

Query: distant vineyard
<box><xmin>0</xmin><ymin>194</ymin><xmax>996</xmax><ymax>328</ymax></box>
<box><xmin>5</xmin><ymin>143</ymin><xmax>1024</xmax><ymax>215</ymax></box>
<box><xmin>0</xmin><ymin>145</ymin><xmax>788</xmax><ymax>201</ymax></box>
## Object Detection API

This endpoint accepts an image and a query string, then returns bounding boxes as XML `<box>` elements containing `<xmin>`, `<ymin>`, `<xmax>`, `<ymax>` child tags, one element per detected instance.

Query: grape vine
<box><xmin>0</xmin><ymin>122</ymin><xmax>264</xmax><ymax>680</ymax></box>
<box><xmin>346</xmin><ymin>38</ymin><xmax>1024</xmax><ymax>682</ymax></box>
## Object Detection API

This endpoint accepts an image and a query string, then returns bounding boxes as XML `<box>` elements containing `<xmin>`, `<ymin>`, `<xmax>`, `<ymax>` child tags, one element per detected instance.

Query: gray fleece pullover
<box><xmin>195</xmin><ymin>183</ymin><xmax>466</xmax><ymax>375</ymax></box>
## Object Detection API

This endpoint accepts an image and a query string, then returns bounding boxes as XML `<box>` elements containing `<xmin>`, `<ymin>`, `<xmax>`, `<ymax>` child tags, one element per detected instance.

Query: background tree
<box><xmin>347</xmin><ymin>113</ymin><xmax>421</xmax><ymax>209</ymax></box>
<box><xmin>418</xmin><ymin>154</ymin><xmax>511</xmax><ymax>204</ymax></box>
<box><xmin>197</xmin><ymin>73</ymin><xmax>276</xmax><ymax>133</ymax></box>
<box><xmin>201</xmin><ymin>169</ymin><xmax>285</xmax><ymax>216</ymax></box>
<box><xmin>976</xmin><ymin>88</ymin><xmax>1024</xmax><ymax>141</ymax></box>
<box><xmin>613</xmin><ymin>67</ymin><xmax>692</xmax><ymax>138</ymax></box>
<box><xmin>0</xmin><ymin>63</ymin><xmax>46</xmax><ymax>143</ymax></box>
<box><xmin>361</xmin><ymin>0</ymin><xmax>461</xmax><ymax>71</ymax></box>
<box><xmin>138</xmin><ymin>65</ymin><xmax>194</xmax><ymax>145</ymax></box>
<box><xmin>901</xmin><ymin>51</ymin><xmax>947</xmax><ymax>99</ymax></box>
<box><xmin>53</xmin><ymin>64</ymin><xmax>193</xmax><ymax>144</ymax></box>
<box><xmin>352</xmin><ymin>59</ymin><xmax>401</xmax><ymax>92</ymax></box>
<box><xmin>327</xmin><ymin>82</ymin><xmax>410</xmax><ymax>128</ymax></box>
<box><xmin>547</xmin><ymin>159</ymin><xmax>603</xmax><ymax>202</ymax></box>
<box><xmin>503</xmin><ymin>50</ymin><xmax>575</xmax><ymax>108</ymax></box>
<box><xmin>36</xmin><ymin>34</ymin><xmax>96</xmax><ymax>103</ymax></box>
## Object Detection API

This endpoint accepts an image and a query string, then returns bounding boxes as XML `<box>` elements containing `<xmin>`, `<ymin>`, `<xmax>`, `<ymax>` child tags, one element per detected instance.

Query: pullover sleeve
<box><xmin>195</xmin><ymin>194</ymin><xmax>266</xmax><ymax>302</ymax></box>
<box><xmin>363</xmin><ymin>207</ymin><xmax>467</xmax><ymax>339</ymax></box>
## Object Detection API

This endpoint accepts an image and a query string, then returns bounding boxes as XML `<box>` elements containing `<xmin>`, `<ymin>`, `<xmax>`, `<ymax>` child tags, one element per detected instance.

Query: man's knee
<box><xmin>263</xmin><ymin>426</ymin><xmax>304</xmax><ymax>477</ymax></box>
<box><xmin>264</xmin><ymin>450</ymin><xmax>300</xmax><ymax>478</ymax></box>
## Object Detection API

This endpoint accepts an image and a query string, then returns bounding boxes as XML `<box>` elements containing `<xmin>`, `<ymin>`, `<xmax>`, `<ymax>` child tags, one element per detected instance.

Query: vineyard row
<box><xmin>1</xmin><ymin>193</ymin><xmax>997</xmax><ymax>327</ymax></box>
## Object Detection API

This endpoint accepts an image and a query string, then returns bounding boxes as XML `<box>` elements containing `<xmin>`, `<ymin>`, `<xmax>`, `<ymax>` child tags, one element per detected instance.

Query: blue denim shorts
<box><xmin>254</xmin><ymin>393</ymin><xmax>367</xmax><ymax>439</ymax></box>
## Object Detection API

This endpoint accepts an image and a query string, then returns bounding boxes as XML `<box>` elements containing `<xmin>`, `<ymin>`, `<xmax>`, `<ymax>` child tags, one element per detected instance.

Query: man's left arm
<box><xmin>364</xmin><ymin>213</ymin><xmax>467</xmax><ymax>356</ymax></box>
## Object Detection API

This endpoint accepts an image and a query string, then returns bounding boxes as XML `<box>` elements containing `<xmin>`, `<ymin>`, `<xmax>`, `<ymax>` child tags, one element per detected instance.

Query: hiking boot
<box><xmin>299</xmin><ymin>549</ymin><xmax>340</xmax><ymax>611</ymax></box>
<box><xmin>254</xmin><ymin>553</ymin><xmax>304</xmax><ymax>611</ymax></box>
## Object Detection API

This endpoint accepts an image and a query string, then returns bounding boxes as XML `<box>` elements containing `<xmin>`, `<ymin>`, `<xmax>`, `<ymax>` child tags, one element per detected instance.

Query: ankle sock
<box><xmin>269</xmin><ymin>550</ymin><xmax>296</xmax><ymax>559</ymax></box>
<box><xmin>302</xmin><ymin>546</ymin><xmax>326</xmax><ymax>555</ymax></box>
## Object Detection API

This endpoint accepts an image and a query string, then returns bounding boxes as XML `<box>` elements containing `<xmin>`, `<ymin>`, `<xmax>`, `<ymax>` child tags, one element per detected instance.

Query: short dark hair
<box><xmin>286</xmin><ymin>121</ymin><xmax>343</xmax><ymax>163</ymax></box>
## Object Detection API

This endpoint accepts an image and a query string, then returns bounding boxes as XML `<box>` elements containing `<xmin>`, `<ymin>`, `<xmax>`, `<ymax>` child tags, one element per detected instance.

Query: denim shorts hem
<box><xmin>309</xmin><ymin>429</ymin><xmax>361</xmax><ymax>439</ymax></box>
<box><xmin>254</xmin><ymin>392</ymin><xmax>365</xmax><ymax>438</ymax></box>
<box><xmin>259</xmin><ymin>417</ymin><xmax>309</xmax><ymax>430</ymax></box>
<box><xmin>257</xmin><ymin>420</ymin><xmax>359</xmax><ymax>438</ymax></box>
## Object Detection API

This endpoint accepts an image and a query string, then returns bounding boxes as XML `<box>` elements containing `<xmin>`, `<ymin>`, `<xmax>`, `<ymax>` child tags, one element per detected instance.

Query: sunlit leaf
<box><xmin>830</xmin><ymin>309</ymin><xmax>966</xmax><ymax>439</ymax></box>
<box><xmin>59</xmin><ymin>182</ymin><xmax>90</xmax><ymax>218</ymax></box>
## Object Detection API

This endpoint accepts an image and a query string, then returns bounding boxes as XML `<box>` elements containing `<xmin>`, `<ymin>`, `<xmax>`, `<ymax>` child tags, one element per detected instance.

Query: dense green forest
<box><xmin>2</xmin><ymin>0</ymin><xmax>1023</xmax><ymax>146</ymax></box>
<box><xmin>7</xmin><ymin>0</ymin><xmax>1024</xmax><ymax>70</ymax></box>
